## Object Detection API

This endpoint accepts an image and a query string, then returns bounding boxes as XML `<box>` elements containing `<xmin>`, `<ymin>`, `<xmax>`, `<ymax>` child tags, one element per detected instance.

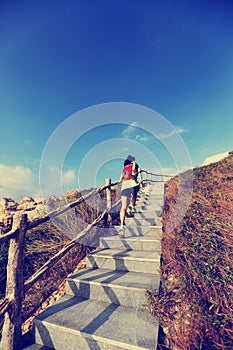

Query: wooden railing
<box><xmin>141</xmin><ymin>170</ymin><xmax>172</xmax><ymax>182</ymax></box>
<box><xmin>0</xmin><ymin>171</ymin><xmax>168</xmax><ymax>349</ymax></box>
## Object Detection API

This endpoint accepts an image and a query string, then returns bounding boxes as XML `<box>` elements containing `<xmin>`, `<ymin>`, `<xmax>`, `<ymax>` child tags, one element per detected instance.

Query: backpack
<box><xmin>122</xmin><ymin>164</ymin><xmax>133</xmax><ymax>181</ymax></box>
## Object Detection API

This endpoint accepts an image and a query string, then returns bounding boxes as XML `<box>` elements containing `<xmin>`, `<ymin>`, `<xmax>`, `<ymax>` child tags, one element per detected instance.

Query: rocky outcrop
<box><xmin>0</xmin><ymin>190</ymin><xmax>81</xmax><ymax>234</ymax></box>
<box><xmin>0</xmin><ymin>197</ymin><xmax>45</xmax><ymax>234</ymax></box>
<box><xmin>0</xmin><ymin>198</ymin><xmax>18</xmax><ymax>233</ymax></box>
<box><xmin>17</xmin><ymin>197</ymin><xmax>37</xmax><ymax>211</ymax></box>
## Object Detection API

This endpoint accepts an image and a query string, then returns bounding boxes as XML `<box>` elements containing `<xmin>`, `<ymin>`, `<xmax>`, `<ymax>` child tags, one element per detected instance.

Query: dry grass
<box><xmin>149</xmin><ymin>154</ymin><xmax>233</xmax><ymax>350</ymax></box>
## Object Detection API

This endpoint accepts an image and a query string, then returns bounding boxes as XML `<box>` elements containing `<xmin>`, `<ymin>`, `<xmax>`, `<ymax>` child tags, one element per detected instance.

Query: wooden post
<box><xmin>139</xmin><ymin>170</ymin><xmax>143</xmax><ymax>184</ymax></box>
<box><xmin>1</xmin><ymin>213</ymin><xmax>27</xmax><ymax>350</ymax></box>
<box><xmin>105</xmin><ymin>178</ymin><xmax>112</xmax><ymax>226</ymax></box>
<box><xmin>105</xmin><ymin>178</ymin><xmax>111</xmax><ymax>210</ymax></box>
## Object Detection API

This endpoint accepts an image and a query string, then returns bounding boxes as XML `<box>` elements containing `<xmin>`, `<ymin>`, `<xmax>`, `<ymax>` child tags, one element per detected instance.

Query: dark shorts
<box><xmin>121</xmin><ymin>185</ymin><xmax>140</xmax><ymax>198</ymax></box>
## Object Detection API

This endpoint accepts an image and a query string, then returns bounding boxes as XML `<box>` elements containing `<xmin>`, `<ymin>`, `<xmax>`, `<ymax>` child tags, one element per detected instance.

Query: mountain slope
<box><xmin>150</xmin><ymin>153</ymin><xmax>233</xmax><ymax>350</ymax></box>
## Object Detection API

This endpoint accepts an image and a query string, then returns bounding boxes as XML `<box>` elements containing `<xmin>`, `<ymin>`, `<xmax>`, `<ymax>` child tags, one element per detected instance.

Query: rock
<box><xmin>0</xmin><ymin>198</ymin><xmax>18</xmax><ymax>233</ymax></box>
<box><xmin>65</xmin><ymin>189</ymin><xmax>81</xmax><ymax>200</ymax></box>
<box><xmin>17</xmin><ymin>197</ymin><xmax>37</xmax><ymax>211</ymax></box>
<box><xmin>0</xmin><ymin>197</ymin><xmax>18</xmax><ymax>213</ymax></box>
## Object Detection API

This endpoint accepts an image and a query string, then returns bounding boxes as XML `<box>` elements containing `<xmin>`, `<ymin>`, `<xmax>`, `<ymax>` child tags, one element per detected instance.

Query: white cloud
<box><xmin>40</xmin><ymin>166</ymin><xmax>77</xmax><ymax>196</ymax></box>
<box><xmin>121</xmin><ymin>123</ymin><xmax>187</xmax><ymax>142</ymax></box>
<box><xmin>121</xmin><ymin>122</ymin><xmax>139</xmax><ymax>138</ymax></box>
<box><xmin>156</xmin><ymin>127</ymin><xmax>187</xmax><ymax>140</ymax></box>
<box><xmin>0</xmin><ymin>164</ymin><xmax>38</xmax><ymax>201</ymax></box>
<box><xmin>0</xmin><ymin>164</ymin><xmax>77</xmax><ymax>201</ymax></box>
<box><xmin>63</xmin><ymin>169</ymin><xmax>75</xmax><ymax>184</ymax></box>
<box><xmin>135</xmin><ymin>134</ymin><xmax>152</xmax><ymax>142</ymax></box>
<box><xmin>202</xmin><ymin>152</ymin><xmax>229</xmax><ymax>166</ymax></box>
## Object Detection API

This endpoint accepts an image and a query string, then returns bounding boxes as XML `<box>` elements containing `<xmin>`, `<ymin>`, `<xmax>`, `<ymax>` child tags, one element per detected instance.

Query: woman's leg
<box><xmin>120</xmin><ymin>195</ymin><xmax>130</xmax><ymax>226</ymax></box>
<box><xmin>131</xmin><ymin>185</ymin><xmax>140</xmax><ymax>208</ymax></box>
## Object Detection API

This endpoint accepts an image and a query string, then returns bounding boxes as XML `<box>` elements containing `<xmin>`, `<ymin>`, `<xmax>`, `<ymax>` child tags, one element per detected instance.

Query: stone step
<box><xmin>137</xmin><ymin>196</ymin><xmax>163</xmax><ymax>203</ymax></box>
<box><xmin>137</xmin><ymin>195</ymin><xmax>163</xmax><ymax>201</ymax></box>
<box><xmin>99</xmin><ymin>235</ymin><xmax>161</xmax><ymax>251</ymax></box>
<box><xmin>138</xmin><ymin>191</ymin><xmax>163</xmax><ymax>196</ymax></box>
<box><xmin>140</xmin><ymin>198</ymin><xmax>163</xmax><ymax>204</ymax></box>
<box><xmin>66</xmin><ymin>268</ymin><xmax>160</xmax><ymax>308</ymax></box>
<box><xmin>22</xmin><ymin>345</ymin><xmax>53</xmax><ymax>350</ymax></box>
<box><xmin>136</xmin><ymin>206</ymin><xmax>163</xmax><ymax>215</ymax></box>
<box><xmin>86</xmin><ymin>249</ymin><xmax>161</xmax><ymax>273</ymax></box>
<box><xmin>137</xmin><ymin>198</ymin><xmax>162</xmax><ymax>204</ymax></box>
<box><xmin>109</xmin><ymin>225</ymin><xmax>162</xmax><ymax>239</ymax></box>
<box><xmin>126</xmin><ymin>211</ymin><xmax>160</xmax><ymax>219</ymax></box>
<box><xmin>127</xmin><ymin>208</ymin><xmax>160</xmax><ymax>219</ymax></box>
<box><xmin>125</xmin><ymin>217</ymin><xmax>156</xmax><ymax>226</ymax></box>
<box><xmin>142</xmin><ymin>188</ymin><xmax>164</xmax><ymax>194</ymax></box>
<box><xmin>135</xmin><ymin>208</ymin><xmax>162</xmax><ymax>214</ymax></box>
<box><xmin>33</xmin><ymin>295</ymin><xmax>159</xmax><ymax>350</ymax></box>
<box><xmin>141</xmin><ymin>189</ymin><xmax>164</xmax><ymax>195</ymax></box>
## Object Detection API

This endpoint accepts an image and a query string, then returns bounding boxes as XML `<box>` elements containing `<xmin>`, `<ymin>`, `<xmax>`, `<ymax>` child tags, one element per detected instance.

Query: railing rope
<box><xmin>27</xmin><ymin>180</ymin><xmax>119</xmax><ymax>231</ymax></box>
<box><xmin>140</xmin><ymin>169</ymin><xmax>173</xmax><ymax>183</ymax></box>
<box><xmin>24</xmin><ymin>195</ymin><xmax>121</xmax><ymax>292</ymax></box>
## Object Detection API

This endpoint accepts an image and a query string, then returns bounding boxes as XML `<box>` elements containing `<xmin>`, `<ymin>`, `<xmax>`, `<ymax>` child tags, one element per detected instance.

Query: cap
<box><xmin>127</xmin><ymin>155</ymin><xmax>135</xmax><ymax>162</ymax></box>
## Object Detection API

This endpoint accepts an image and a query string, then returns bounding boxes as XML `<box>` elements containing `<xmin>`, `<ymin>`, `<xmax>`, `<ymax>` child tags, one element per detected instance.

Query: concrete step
<box><xmin>33</xmin><ymin>295</ymin><xmax>159</xmax><ymax>350</ymax></box>
<box><xmin>136</xmin><ymin>206</ymin><xmax>163</xmax><ymax>215</ymax></box>
<box><xmin>136</xmin><ymin>199</ymin><xmax>163</xmax><ymax>205</ymax></box>
<box><xmin>130</xmin><ymin>211</ymin><xmax>162</xmax><ymax>223</ymax></box>
<box><xmin>86</xmin><ymin>249</ymin><xmax>161</xmax><ymax>273</ymax></box>
<box><xmin>138</xmin><ymin>192</ymin><xmax>163</xmax><ymax>197</ymax></box>
<box><xmin>125</xmin><ymin>217</ymin><xmax>156</xmax><ymax>226</ymax></box>
<box><xmin>137</xmin><ymin>197</ymin><xmax>163</xmax><ymax>203</ymax></box>
<box><xmin>66</xmin><ymin>268</ymin><xmax>160</xmax><ymax>308</ymax></box>
<box><xmin>126</xmin><ymin>211</ymin><xmax>161</xmax><ymax>220</ymax></box>
<box><xmin>99</xmin><ymin>235</ymin><xmax>161</xmax><ymax>251</ymax></box>
<box><xmin>22</xmin><ymin>345</ymin><xmax>53</xmax><ymax>350</ymax></box>
<box><xmin>108</xmin><ymin>225</ymin><xmax>162</xmax><ymax>238</ymax></box>
<box><xmin>141</xmin><ymin>189</ymin><xmax>164</xmax><ymax>195</ymax></box>
<box><xmin>136</xmin><ymin>196</ymin><xmax>163</xmax><ymax>202</ymax></box>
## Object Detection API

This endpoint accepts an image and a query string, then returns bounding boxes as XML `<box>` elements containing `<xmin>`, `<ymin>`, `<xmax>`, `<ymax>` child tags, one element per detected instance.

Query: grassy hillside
<box><xmin>149</xmin><ymin>154</ymin><xmax>233</xmax><ymax>349</ymax></box>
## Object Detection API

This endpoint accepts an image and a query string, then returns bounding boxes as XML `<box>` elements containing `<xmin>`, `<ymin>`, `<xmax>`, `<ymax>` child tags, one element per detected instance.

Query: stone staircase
<box><xmin>23</xmin><ymin>182</ymin><xmax>165</xmax><ymax>350</ymax></box>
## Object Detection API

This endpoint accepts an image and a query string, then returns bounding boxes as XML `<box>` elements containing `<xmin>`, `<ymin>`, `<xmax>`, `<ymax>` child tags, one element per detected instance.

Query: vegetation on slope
<box><xmin>149</xmin><ymin>154</ymin><xmax>233</xmax><ymax>349</ymax></box>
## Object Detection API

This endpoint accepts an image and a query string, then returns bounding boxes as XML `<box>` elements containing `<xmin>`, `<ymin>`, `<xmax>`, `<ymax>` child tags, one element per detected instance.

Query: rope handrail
<box><xmin>27</xmin><ymin>180</ymin><xmax>119</xmax><ymax>230</ymax></box>
<box><xmin>24</xmin><ymin>197</ymin><xmax>121</xmax><ymax>292</ymax></box>
<box><xmin>0</xmin><ymin>180</ymin><xmax>119</xmax><ymax>245</ymax></box>
<box><xmin>140</xmin><ymin>169</ymin><xmax>174</xmax><ymax>177</ymax></box>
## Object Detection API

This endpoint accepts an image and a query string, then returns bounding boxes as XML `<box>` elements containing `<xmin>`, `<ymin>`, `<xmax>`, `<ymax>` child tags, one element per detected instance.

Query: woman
<box><xmin>119</xmin><ymin>155</ymin><xmax>140</xmax><ymax>238</ymax></box>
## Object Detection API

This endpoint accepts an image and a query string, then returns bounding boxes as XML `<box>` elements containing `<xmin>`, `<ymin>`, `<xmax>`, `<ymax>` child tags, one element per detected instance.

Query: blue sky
<box><xmin>1</xmin><ymin>0</ymin><xmax>233</xmax><ymax>201</ymax></box>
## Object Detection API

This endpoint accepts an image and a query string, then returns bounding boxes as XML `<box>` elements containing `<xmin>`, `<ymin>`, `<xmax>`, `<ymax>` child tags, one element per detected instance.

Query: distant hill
<box><xmin>150</xmin><ymin>152</ymin><xmax>233</xmax><ymax>349</ymax></box>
